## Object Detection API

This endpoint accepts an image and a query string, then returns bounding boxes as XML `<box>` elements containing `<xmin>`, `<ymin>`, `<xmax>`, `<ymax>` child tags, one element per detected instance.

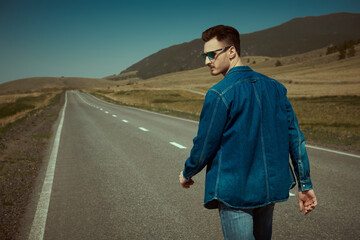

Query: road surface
<box><xmin>22</xmin><ymin>91</ymin><xmax>360</xmax><ymax>239</ymax></box>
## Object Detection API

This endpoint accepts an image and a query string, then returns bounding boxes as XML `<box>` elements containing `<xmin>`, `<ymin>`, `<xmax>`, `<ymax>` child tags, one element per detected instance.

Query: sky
<box><xmin>0</xmin><ymin>0</ymin><xmax>360</xmax><ymax>84</ymax></box>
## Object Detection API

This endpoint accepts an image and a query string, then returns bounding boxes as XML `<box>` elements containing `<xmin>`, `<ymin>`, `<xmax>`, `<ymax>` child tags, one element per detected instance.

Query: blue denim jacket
<box><xmin>183</xmin><ymin>66</ymin><xmax>313</xmax><ymax>209</ymax></box>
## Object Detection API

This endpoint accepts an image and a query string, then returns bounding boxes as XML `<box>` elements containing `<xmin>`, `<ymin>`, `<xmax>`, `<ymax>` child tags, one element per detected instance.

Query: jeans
<box><xmin>218</xmin><ymin>202</ymin><xmax>275</xmax><ymax>240</ymax></box>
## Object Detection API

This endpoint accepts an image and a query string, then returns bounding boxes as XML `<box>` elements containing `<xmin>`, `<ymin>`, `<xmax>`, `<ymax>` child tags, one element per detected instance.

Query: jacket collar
<box><xmin>227</xmin><ymin>66</ymin><xmax>252</xmax><ymax>75</ymax></box>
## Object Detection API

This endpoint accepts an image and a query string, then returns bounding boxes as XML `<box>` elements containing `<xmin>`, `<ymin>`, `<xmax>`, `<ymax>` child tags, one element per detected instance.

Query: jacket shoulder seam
<box><xmin>209</xmin><ymin>89</ymin><xmax>229</xmax><ymax>109</ymax></box>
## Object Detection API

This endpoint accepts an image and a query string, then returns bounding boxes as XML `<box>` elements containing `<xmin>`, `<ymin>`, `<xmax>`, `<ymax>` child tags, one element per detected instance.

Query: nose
<box><xmin>205</xmin><ymin>56</ymin><xmax>211</xmax><ymax>65</ymax></box>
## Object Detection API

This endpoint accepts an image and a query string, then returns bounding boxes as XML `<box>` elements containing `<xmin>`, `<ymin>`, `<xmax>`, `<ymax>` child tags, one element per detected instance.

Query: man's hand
<box><xmin>298</xmin><ymin>189</ymin><xmax>317</xmax><ymax>215</ymax></box>
<box><xmin>179</xmin><ymin>171</ymin><xmax>194</xmax><ymax>189</ymax></box>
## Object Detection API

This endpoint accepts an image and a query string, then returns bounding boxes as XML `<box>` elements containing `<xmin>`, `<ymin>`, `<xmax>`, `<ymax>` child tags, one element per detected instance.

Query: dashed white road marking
<box><xmin>112</xmin><ymin>114</ymin><xmax>117</xmax><ymax>118</ymax></box>
<box><xmin>29</xmin><ymin>91</ymin><xmax>68</xmax><ymax>239</ymax></box>
<box><xmin>80</xmin><ymin>93</ymin><xmax>360</xmax><ymax>158</ymax></box>
<box><xmin>85</xmin><ymin>92</ymin><xmax>198</xmax><ymax>124</ymax></box>
<box><xmin>105</xmin><ymin>111</ymin><xmax>109</xmax><ymax>114</ymax></box>
<box><xmin>289</xmin><ymin>192</ymin><xmax>296</xmax><ymax>197</ymax></box>
<box><xmin>170</xmin><ymin>142</ymin><xmax>187</xmax><ymax>149</ymax></box>
<box><xmin>139</xmin><ymin>127</ymin><xmax>149</xmax><ymax>132</ymax></box>
<box><xmin>100</xmin><ymin>108</ymin><xmax>103</xmax><ymax>111</ymax></box>
<box><xmin>122</xmin><ymin>120</ymin><xmax>128</xmax><ymax>123</ymax></box>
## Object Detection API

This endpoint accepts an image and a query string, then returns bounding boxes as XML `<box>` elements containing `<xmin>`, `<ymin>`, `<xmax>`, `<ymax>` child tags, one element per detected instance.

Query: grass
<box><xmin>110</xmin><ymin>45</ymin><xmax>360</xmax><ymax>99</ymax></box>
<box><xmin>31</xmin><ymin>133</ymin><xmax>52</xmax><ymax>140</ymax></box>
<box><xmin>97</xmin><ymin>89</ymin><xmax>204</xmax><ymax>116</ymax></box>
<box><xmin>0</xmin><ymin>115</ymin><xmax>27</xmax><ymax>134</ymax></box>
<box><xmin>0</xmin><ymin>99</ymin><xmax>35</xmax><ymax>118</ymax></box>
<box><xmin>290</xmin><ymin>96</ymin><xmax>360</xmax><ymax>148</ymax></box>
<box><xmin>0</xmin><ymin>94</ymin><xmax>50</xmax><ymax>118</ymax></box>
<box><xmin>0</xmin><ymin>92</ymin><xmax>60</xmax><ymax>128</ymax></box>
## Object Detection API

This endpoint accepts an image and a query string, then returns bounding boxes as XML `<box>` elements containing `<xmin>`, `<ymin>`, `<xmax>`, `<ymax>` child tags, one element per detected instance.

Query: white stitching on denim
<box><xmin>221</xmin><ymin>80</ymin><xmax>246</xmax><ymax>96</ymax></box>
<box><xmin>195</xmin><ymin>95</ymin><xmax>221</xmax><ymax>175</ymax></box>
<box><xmin>214</xmin><ymin>149</ymin><xmax>222</xmax><ymax>198</ymax></box>
<box><xmin>295</xmin><ymin>121</ymin><xmax>304</xmax><ymax>189</ymax></box>
<box><xmin>252</xmin><ymin>84</ymin><xmax>270</xmax><ymax>201</ymax></box>
<box><xmin>217</xmin><ymin>77</ymin><xmax>260</xmax><ymax>99</ymax></box>
<box><xmin>209</xmin><ymin>89</ymin><xmax>229</xmax><ymax>109</ymax></box>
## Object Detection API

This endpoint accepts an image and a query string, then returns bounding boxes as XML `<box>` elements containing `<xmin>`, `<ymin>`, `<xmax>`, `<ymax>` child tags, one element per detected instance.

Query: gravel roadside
<box><xmin>0</xmin><ymin>92</ymin><xmax>65</xmax><ymax>240</ymax></box>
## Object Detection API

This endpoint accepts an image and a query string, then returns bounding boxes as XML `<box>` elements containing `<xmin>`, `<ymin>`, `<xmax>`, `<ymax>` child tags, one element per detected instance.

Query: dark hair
<box><xmin>202</xmin><ymin>25</ymin><xmax>241</xmax><ymax>56</ymax></box>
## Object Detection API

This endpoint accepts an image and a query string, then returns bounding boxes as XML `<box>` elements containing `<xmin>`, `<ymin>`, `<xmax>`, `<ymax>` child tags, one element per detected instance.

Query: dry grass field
<box><xmin>88</xmin><ymin>44</ymin><xmax>360</xmax><ymax>152</ymax></box>
<box><xmin>0</xmin><ymin>91</ymin><xmax>62</xmax><ymax>128</ymax></box>
<box><xmin>0</xmin><ymin>76</ymin><xmax>119</xmax><ymax>94</ymax></box>
<box><xmin>0</xmin><ymin>75</ymin><xmax>121</xmax><ymax>128</ymax></box>
<box><xmin>100</xmin><ymin>44</ymin><xmax>360</xmax><ymax>97</ymax></box>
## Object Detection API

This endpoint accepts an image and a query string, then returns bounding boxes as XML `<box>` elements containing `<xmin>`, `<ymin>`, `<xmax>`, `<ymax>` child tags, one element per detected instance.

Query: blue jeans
<box><xmin>218</xmin><ymin>203</ymin><xmax>275</xmax><ymax>240</ymax></box>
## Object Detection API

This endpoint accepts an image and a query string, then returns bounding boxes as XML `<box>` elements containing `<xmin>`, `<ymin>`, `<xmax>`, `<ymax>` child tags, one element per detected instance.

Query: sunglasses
<box><xmin>202</xmin><ymin>46</ymin><xmax>231</xmax><ymax>61</ymax></box>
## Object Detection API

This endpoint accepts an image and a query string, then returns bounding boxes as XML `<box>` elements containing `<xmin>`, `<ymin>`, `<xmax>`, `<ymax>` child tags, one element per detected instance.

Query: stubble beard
<box><xmin>209</xmin><ymin>66</ymin><xmax>220</xmax><ymax>76</ymax></box>
<box><xmin>209</xmin><ymin>66</ymin><xmax>227</xmax><ymax>76</ymax></box>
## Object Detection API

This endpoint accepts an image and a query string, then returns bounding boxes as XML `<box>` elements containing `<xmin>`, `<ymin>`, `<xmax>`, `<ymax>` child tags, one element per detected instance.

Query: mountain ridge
<box><xmin>120</xmin><ymin>12</ymin><xmax>360</xmax><ymax>79</ymax></box>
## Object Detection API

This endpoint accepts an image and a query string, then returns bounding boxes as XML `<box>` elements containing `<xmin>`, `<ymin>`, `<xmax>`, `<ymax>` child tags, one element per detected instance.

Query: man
<box><xmin>179</xmin><ymin>25</ymin><xmax>317</xmax><ymax>240</ymax></box>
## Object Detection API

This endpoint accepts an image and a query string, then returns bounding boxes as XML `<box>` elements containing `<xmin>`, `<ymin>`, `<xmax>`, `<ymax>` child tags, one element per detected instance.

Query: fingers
<box><xmin>187</xmin><ymin>179</ymin><xmax>194</xmax><ymax>186</ymax></box>
<box><xmin>299</xmin><ymin>200</ymin><xmax>314</xmax><ymax>215</ymax></box>
<box><xmin>179</xmin><ymin>171</ymin><xmax>194</xmax><ymax>189</ymax></box>
<box><xmin>298</xmin><ymin>199</ymin><xmax>304</xmax><ymax>213</ymax></box>
<box><xmin>179</xmin><ymin>171</ymin><xmax>186</xmax><ymax>184</ymax></box>
<box><xmin>313</xmin><ymin>198</ymin><xmax>318</xmax><ymax>207</ymax></box>
<box><xmin>182</xmin><ymin>179</ymin><xmax>194</xmax><ymax>188</ymax></box>
<box><xmin>304</xmin><ymin>204</ymin><xmax>316</xmax><ymax>215</ymax></box>
<box><xmin>298</xmin><ymin>190</ymin><xmax>317</xmax><ymax>215</ymax></box>
<box><xmin>181</xmin><ymin>181</ymin><xmax>194</xmax><ymax>188</ymax></box>
<box><xmin>303</xmin><ymin>199</ymin><xmax>317</xmax><ymax>215</ymax></box>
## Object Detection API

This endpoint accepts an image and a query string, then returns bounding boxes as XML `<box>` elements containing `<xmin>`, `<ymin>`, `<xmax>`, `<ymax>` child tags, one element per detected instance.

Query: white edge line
<box><xmin>85</xmin><ymin>92</ymin><xmax>360</xmax><ymax>158</ymax></box>
<box><xmin>29</xmin><ymin>91</ymin><xmax>67</xmax><ymax>240</ymax></box>
<box><xmin>170</xmin><ymin>142</ymin><xmax>187</xmax><ymax>149</ymax></box>
<box><xmin>306</xmin><ymin>144</ymin><xmax>360</xmax><ymax>158</ymax></box>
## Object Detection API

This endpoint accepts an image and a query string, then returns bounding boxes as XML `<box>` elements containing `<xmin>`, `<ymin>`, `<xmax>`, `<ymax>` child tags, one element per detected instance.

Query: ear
<box><xmin>228</xmin><ymin>46</ymin><xmax>237</xmax><ymax>59</ymax></box>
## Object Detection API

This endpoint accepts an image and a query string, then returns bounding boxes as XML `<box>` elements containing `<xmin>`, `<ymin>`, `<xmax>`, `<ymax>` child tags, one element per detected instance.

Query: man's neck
<box><xmin>224</xmin><ymin>57</ymin><xmax>243</xmax><ymax>76</ymax></box>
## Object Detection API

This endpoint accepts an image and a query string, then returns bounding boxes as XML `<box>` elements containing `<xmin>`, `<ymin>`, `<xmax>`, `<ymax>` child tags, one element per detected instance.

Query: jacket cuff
<box><xmin>182</xmin><ymin>168</ymin><xmax>193</xmax><ymax>181</ymax></box>
<box><xmin>298</xmin><ymin>179</ymin><xmax>313</xmax><ymax>191</ymax></box>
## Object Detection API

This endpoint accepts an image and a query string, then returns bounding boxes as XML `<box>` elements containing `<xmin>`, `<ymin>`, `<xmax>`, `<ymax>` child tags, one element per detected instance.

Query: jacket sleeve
<box><xmin>286</xmin><ymin>98</ymin><xmax>313</xmax><ymax>191</ymax></box>
<box><xmin>183</xmin><ymin>90</ymin><xmax>228</xmax><ymax>180</ymax></box>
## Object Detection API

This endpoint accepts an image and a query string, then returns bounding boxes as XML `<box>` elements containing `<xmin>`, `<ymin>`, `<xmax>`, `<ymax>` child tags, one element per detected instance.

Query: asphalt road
<box><xmin>23</xmin><ymin>91</ymin><xmax>360</xmax><ymax>239</ymax></box>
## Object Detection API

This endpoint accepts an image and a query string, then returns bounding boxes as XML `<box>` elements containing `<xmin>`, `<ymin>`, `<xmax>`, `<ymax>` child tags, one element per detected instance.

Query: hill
<box><xmin>119</xmin><ymin>12</ymin><xmax>360</xmax><ymax>79</ymax></box>
<box><xmin>113</xmin><ymin>42</ymin><xmax>360</xmax><ymax>98</ymax></box>
<box><xmin>0</xmin><ymin>77</ymin><xmax>120</xmax><ymax>94</ymax></box>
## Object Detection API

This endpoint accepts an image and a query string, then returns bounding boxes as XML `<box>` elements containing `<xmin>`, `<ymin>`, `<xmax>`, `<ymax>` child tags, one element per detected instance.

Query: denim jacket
<box><xmin>183</xmin><ymin>66</ymin><xmax>313</xmax><ymax>209</ymax></box>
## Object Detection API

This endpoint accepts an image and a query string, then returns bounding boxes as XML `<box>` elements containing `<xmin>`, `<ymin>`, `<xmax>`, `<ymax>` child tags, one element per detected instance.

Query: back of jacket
<box><xmin>183</xmin><ymin>66</ymin><xmax>313</xmax><ymax>209</ymax></box>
